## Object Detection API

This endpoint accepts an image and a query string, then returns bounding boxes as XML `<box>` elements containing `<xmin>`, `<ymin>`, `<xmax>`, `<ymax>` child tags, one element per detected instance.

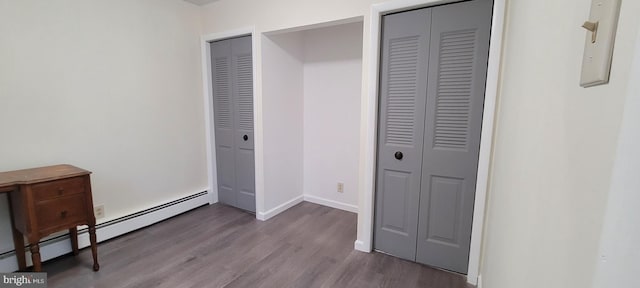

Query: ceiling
<box><xmin>183</xmin><ymin>0</ymin><xmax>220</xmax><ymax>6</ymax></box>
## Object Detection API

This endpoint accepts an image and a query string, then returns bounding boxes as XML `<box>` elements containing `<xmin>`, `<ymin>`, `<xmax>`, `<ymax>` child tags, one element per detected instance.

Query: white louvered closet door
<box><xmin>375</xmin><ymin>0</ymin><xmax>492</xmax><ymax>274</ymax></box>
<box><xmin>211</xmin><ymin>35</ymin><xmax>255</xmax><ymax>213</ymax></box>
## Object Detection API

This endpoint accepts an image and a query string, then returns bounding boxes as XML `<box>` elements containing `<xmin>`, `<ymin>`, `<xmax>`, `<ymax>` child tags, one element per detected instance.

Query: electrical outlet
<box><xmin>94</xmin><ymin>205</ymin><xmax>105</xmax><ymax>219</ymax></box>
<box><xmin>337</xmin><ymin>182</ymin><xmax>344</xmax><ymax>193</ymax></box>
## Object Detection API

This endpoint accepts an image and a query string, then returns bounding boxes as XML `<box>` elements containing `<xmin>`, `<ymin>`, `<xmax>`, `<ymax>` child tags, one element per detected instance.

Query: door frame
<box><xmin>358</xmin><ymin>0</ymin><xmax>506</xmax><ymax>285</ymax></box>
<box><xmin>201</xmin><ymin>27</ymin><xmax>262</xmax><ymax>218</ymax></box>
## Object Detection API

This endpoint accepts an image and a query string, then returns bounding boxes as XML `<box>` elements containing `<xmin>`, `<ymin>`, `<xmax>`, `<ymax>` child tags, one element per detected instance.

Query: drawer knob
<box><xmin>57</xmin><ymin>187</ymin><xmax>64</xmax><ymax>194</ymax></box>
<box><xmin>60</xmin><ymin>210</ymin><xmax>68</xmax><ymax>218</ymax></box>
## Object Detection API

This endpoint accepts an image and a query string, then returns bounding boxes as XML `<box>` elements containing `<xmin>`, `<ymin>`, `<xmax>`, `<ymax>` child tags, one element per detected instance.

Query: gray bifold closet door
<box><xmin>211</xmin><ymin>36</ymin><xmax>256</xmax><ymax>213</ymax></box>
<box><xmin>375</xmin><ymin>0</ymin><xmax>492</xmax><ymax>274</ymax></box>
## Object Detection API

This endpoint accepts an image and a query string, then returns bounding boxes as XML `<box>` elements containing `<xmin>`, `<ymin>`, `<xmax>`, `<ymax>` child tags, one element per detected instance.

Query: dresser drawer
<box><xmin>32</xmin><ymin>177</ymin><xmax>85</xmax><ymax>202</ymax></box>
<box><xmin>35</xmin><ymin>194</ymin><xmax>87</xmax><ymax>236</ymax></box>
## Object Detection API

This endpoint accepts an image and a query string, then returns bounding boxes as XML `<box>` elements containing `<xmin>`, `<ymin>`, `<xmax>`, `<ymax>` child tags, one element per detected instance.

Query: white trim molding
<box><xmin>357</xmin><ymin>0</ymin><xmax>506</xmax><ymax>286</ymax></box>
<box><xmin>201</xmin><ymin>27</ymin><xmax>264</xmax><ymax>218</ymax></box>
<box><xmin>303</xmin><ymin>195</ymin><xmax>358</xmax><ymax>213</ymax></box>
<box><xmin>257</xmin><ymin>196</ymin><xmax>304</xmax><ymax>221</ymax></box>
<box><xmin>0</xmin><ymin>191</ymin><xmax>209</xmax><ymax>273</ymax></box>
<box><xmin>467</xmin><ymin>0</ymin><xmax>506</xmax><ymax>284</ymax></box>
<box><xmin>354</xmin><ymin>240</ymin><xmax>368</xmax><ymax>252</ymax></box>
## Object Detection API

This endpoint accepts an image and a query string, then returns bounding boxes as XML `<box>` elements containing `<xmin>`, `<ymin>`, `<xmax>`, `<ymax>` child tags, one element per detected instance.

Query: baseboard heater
<box><xmin>0</xmin><ymin>190</ymin><xmax>209</xmax><ymax>270</ymax></box>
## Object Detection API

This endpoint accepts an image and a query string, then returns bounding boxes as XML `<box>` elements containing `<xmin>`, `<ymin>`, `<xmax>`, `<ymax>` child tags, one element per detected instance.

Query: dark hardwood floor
<box><xmin>43</xmin><ymin>202</ymin><xmax>472</xmax><ymax>288</ymax></box>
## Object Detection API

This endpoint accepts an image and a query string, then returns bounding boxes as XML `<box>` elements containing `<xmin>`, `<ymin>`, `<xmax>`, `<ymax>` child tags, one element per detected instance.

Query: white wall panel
<box><xmin>261</xmin><ymin>33</ymin><xmax>305</xmax><ymax>211</ymax></box>
<box><xmin>302</xmin><ymin>22</ymin><xmax>363</xmax><ymax>211</ymax></box>
<box><xmin>0</xmin><ymin>0</ymin><xmax>206</xmax><ymax>256</ymax></box>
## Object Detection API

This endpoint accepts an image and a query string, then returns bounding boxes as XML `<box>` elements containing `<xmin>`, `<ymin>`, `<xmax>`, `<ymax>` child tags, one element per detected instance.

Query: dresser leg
<box><xmin>89</xmin><ymin>226</ymin><xmax>99</xmax><ymax>271</ymax></box>
<box><xmin>11</xmin><ymin>228</ymin><xmax>26</xmax><ymax>271</ymax></box>
<box><xmin>30</xmin><ymin>244</ymin><xmax>41</xmax><ymax>272</ymax></box>
<box><xmin>69</xmin><ymin>228</ymin><xmax>79</xmax><ymax>256</ymax></box>
<box><xmin>8</xmin><ymin>193</ymin><xmax>27</xmax><ymax>271</ymax></box>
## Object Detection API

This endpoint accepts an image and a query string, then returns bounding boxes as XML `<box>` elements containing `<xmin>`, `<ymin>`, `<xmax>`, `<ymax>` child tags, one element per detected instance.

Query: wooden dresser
<box><xmin>0</xmin><ymin>164</ymin><xmax>99</xmax><ymax>272</ymax></box>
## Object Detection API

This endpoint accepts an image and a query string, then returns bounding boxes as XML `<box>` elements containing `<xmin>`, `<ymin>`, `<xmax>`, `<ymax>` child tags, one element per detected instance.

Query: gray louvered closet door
<box><xmin>211</xmin><ymin>35</ymin><xmax>255</xmax><ymax>213</ymax></box>
<box><xmin>374</xmin><ymin>8</ymin><xmax>431</xmax><ymax>262</ymax></box>
<box><xmin>375</xmin><ymin>0</ymin><xmax>492</xmax><ymax>274</ymax></box>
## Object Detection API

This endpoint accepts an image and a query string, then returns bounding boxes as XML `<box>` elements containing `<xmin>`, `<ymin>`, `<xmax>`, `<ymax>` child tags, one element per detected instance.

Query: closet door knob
<box><xmin>394</xmin><ymin>151</ymin><xmax>403</xmax><ymax>160</ymax></box>
<box><xmin>243</xmin><ymin>135</ymin><xmax>248</xmax><ymax>141</ymax></box>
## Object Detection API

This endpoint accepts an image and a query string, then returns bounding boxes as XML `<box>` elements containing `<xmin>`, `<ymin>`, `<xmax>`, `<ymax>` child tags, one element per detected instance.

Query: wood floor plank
<box><xmin>43</xmin><ymin>202</ymin><xmax>472</xmax><ymax>288</ymax></box>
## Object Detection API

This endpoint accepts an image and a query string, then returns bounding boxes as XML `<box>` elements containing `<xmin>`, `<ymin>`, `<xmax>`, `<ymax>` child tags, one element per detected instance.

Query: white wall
<box><xmin>302</xmin><ymin>22</ymin><xmax>363</xmax><ymax>211</ymax></box>
<box><xmin>200</xmin><ymin>0</ymin><xmax>384</xmax><ymax>34</ymax></box>
<box><xmin>480</xmin><ymin>1</ymin><xmax>640</xmax><ymax>288</ymax></box>
<box><xmin>592</xmin><ymin>27</ymin><xmax>640</xmax><ymax>288</ymax></box>
<box><xmin>261</xmin><ymin>32</ymin><xmax>305</xmax><ymax>212</ymax></box>
<box><xmin>0</xmin><ymin>0</ymin><xmax>206</xmax><ymax>254</ymax></box>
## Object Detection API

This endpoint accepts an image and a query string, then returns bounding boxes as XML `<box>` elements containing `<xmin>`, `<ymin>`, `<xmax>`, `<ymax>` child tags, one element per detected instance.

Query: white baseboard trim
<box><xmin>303</xmin><ymin>195</ymin><xmax>358</xmax><ymax>213</ymax></box>
<box><xmin>256</xmin><ymin>195</ymin><xmax>304</xmax><ymax>221</ymax></box>
<box><xmin>354</xmin><ymin>240</ymin><xmax>369</xmax><ymax>252</ymax></box>
<box><xmin>0</xmin><ymin>190</ymin><xmax>209</xmax><ymax>273</ymax></box>
<box><xmin>256</xmin><ymin>195</ymin><xmax>357</xmax><ymax>221</ymax></box>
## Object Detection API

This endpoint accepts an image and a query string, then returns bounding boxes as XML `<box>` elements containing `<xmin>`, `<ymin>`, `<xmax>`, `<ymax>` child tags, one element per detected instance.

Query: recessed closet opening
<box><xmin>261</xmin><ymin>18</ymin><xmax>364</xmax><ymax>216</ymax></box>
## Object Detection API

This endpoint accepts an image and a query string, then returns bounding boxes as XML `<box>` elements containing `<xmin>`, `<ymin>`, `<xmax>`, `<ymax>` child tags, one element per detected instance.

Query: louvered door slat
<box><xmin>384</xmin><ymin>36</ymin><xmax>420</xmax><ymax>146</ymax></box>
<box><xmin>433</xmin><ymin>29</ymin><xmax>476</xmax><ymax>150</ymax></box>
<box><xmin>236</xmin><ymin>54</ymin><xmax>253</xmax><ymax>131</ymax></box>
<box><xmin>214</xmin><ymin>58</ymin><xmax>232</xmax><ymax>128</ymax></box>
